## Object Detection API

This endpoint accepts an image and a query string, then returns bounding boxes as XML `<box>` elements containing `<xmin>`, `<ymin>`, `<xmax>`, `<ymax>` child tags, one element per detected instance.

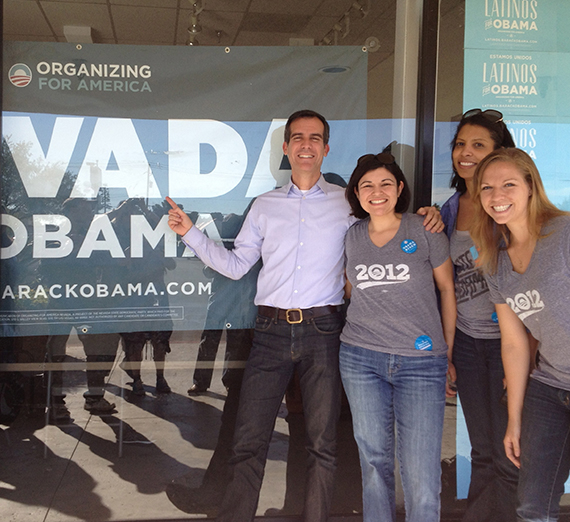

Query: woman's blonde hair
<box><xmin>471</xmin><ymin>148</ymin><xmax>566</xmax><ymax>274</ymax></box>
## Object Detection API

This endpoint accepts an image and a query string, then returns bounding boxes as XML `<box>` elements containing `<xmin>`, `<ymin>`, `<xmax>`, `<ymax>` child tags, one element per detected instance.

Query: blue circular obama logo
<box><xmin>9</xmin><ymin>63</ymin><xmax>32</xmax><ymax>87</ymax></box>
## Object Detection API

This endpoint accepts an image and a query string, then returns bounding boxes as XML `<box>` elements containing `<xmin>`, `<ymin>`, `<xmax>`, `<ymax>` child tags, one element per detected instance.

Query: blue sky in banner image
<box><xmin>3</xmin><ymin>112</ymin><xmax>372</xmax><ymax>215</ymax></box>
<box><xmin>432</xmin><ymin>119</ymin><xmax>570</xmax><ymax>210</ymax></box>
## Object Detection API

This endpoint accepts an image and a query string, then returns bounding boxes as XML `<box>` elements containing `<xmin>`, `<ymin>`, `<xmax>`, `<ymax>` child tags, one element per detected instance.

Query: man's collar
<box><xmin>286</xmin><ymin>174</ymin><xmax>328</xmax><ymax>196</ymax></box>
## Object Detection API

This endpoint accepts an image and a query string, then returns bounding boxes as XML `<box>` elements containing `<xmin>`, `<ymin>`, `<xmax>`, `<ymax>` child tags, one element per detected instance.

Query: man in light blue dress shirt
<box><xmin>166</xmin><ymin>110</ymin><xmax>441</xmax><ymax>522</ymax></box>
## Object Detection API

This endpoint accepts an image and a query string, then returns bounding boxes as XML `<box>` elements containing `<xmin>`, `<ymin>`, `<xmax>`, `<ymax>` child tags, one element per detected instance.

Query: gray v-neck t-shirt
<box><xmin>487</xmin><ymin>215</ymin><xmax>570</xmax><ymax>390</ymax></box>
<box><xmin>450</xmin><ymin>228</ymin><xmax>500</xmax><ymax>339</ymax></box>
<box><xmin>341</xmin><ymin>213</ymin><xmax>450</xmax><ymax>356</ymax></box>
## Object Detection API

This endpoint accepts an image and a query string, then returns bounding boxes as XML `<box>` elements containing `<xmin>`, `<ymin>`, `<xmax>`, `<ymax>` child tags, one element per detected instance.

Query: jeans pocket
<box><xmin>311</xmin><ymin>313</ymin><xmax>343</xmax><ymax>335</ymax></box>
<box><xmin>254</xmin><ymin>315</ymin><xmax>273</xmax><ymax>332</ymax></box>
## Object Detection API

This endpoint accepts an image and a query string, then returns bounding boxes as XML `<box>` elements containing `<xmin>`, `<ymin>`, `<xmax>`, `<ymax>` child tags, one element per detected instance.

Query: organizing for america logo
<box><xmin>8</xmin><ymin>63</ymin><xmax>32</xmax><ymax>87</ymax></box>
<box><xmin>8</xmin><ymin>60</ymin><xmax>153</xmax><ymax>92</ymax></box>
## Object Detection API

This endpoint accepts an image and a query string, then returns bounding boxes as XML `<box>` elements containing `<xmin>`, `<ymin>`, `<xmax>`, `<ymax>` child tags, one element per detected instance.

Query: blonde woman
<box><xmin>471</xmin><ymin>147</ymin><xmax>570</xmax><ymax>521</ymax></box>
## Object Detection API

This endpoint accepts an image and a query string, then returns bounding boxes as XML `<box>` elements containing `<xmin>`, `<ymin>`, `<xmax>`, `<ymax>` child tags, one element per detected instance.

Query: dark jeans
<box><xmin>279</xmin><ymin>376</ymin><xmax>362</xmax><ymax>515</ymax></box>
<box><xmin>518</xmin><ymin>378</ymin><xmax>570</xmax><ymax>522</ymax></box>
<box><xmin>216</xmin><ymin>312</ymin><xmax>343</xmax><ymax>522</ymax></box>
<box><xmin>201</xmin><ymin>329</ymin><xmax>254</xmax><ymax>494</ymax></box>
<box><xmin>452</xmin><ymin>328</ymin><xmax>518</xmax><ymax>522</ymax></box>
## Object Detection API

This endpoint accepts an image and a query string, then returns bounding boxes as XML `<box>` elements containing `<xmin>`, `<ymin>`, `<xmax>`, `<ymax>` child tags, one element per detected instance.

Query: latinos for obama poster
<box><xmin>453</xmin><ymin>0</ymin><xmax>570</xmax><ymax>498</ymax></box>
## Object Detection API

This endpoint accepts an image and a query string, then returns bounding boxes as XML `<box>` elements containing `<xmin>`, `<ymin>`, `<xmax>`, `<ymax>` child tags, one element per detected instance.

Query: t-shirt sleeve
<box><xmin>485</xmin><ymin>271</ymin><xmax>504</xmax><ymax>304</ymax></box>
<box><xmin>425</xmin><ymin>222</ymin><xmax>450</xmax><ymax>269</ymax></box>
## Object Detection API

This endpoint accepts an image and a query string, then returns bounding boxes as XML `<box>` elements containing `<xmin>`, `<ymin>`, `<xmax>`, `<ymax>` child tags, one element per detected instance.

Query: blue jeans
<box><xmin>216</xmin><ymin>312</ymin><xmax>343</xmax><ymax>522</ymax></box>
<box><xmin>452</xmin><ymin>328</ymin><xmax>518</xmax><ymax>522</ymax></box>
<box><xmin>517</xmin><ymin>378</ymin><xmax>570</xmax><ymax>522</ymax></box>
<box><xmin>339</xmin><ymin>342</ymin><xmax>447</xmax><ymax>522</ymax></box>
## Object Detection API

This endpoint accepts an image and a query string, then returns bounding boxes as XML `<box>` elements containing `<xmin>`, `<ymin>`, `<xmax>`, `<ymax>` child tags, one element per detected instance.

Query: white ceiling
<box><xmin>3</xmin><ymin>0</ymin><xmax>398</xmax><ymax>69</ymax></box>
<box><xmin>2</xmin><ymin>0</ymin><xmax>467</xmax><ymax>120</ymax></box>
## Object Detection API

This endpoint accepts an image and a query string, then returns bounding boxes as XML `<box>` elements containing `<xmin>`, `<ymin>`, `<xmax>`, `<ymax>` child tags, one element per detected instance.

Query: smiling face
<box><xmin>453</xmin><ymin>124</ymin><xmax>496</xmax><ymax>182</ymax></box>
<box><xmin>282</xmin><ymin>117</ymin><xmax>330</xmax><ymax>182</ymax></box>
<box><xmin>355</xmin><ymin>167</ymin><xmax>403</xmax><ymax>218</ymax></box>
<box><xmin>479</xmin><ymin>160</ymin><xmax>531</xmax><ymax>228</ymax></box>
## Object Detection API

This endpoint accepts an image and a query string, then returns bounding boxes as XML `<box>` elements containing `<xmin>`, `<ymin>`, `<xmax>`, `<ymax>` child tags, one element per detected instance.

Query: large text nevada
<box><xmin>3</xmin><ymin>116</ymin><xmax>283</xmax><ymax>202</ymax></box>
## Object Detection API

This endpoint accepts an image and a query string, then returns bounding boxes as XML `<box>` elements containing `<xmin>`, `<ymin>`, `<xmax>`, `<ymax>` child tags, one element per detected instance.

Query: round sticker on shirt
<box><xmin>415</xmin><ymin>335</ymin><xmax>433</xmax><ymax>351</ymax></box>
<box><xmin>491</xmin><ymin>312</ymin><xmax>498</xmax><ymax>324</ymax></box>
<box><xmin>401</xmin><ymin>239</ymin><xmax>417</xmax><ymax>254</ymax></box>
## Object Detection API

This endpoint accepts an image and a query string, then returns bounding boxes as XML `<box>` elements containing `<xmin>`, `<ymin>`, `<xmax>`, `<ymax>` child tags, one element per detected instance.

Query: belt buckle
<box><xmin>286</xmin><ymin>308</ymin><xmax>303</xmax><ymax>324</ymax></box>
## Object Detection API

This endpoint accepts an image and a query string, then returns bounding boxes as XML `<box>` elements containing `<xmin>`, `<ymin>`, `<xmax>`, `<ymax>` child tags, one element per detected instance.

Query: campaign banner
<box><xmin>1</xmin><ymin>42</ymin><xmax>369</xmax><ymax>337</ymax></box>
<box><xmin>465</xmin><ymin>0</ymin><xmax>570</xmax><ymax>52</ymax></box>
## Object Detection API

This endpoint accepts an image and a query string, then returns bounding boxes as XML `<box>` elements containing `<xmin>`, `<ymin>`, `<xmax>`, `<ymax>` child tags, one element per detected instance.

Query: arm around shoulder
<box><xmin>416</xmin><ymin>205</ymin><xmax>444</xmax><ymax>233</ymax></box>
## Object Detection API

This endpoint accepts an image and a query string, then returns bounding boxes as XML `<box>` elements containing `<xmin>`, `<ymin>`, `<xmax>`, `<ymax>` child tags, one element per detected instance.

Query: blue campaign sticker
<box><xmin>469</xmin><ymin>245</ymin><xmax>479</xmax><ymax>260</ymax></box>
<box><xmin>415</xmin><ymin>335</ymin><xmax>433</xmax><ymax>351</ymax></box>
<box><xmin>491</xmin><ymin>312</ymin><xmax>498</xmax><ymax>324</ymax></box>
<box><xmin>401</xmin><ymin>239</ymin><xmax>417</xmax><ymax>254</ymax></box>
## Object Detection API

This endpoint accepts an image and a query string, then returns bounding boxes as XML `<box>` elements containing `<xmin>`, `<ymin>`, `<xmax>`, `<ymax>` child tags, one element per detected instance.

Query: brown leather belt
<box><xmin>258</xmin><ymin>305</ymin><xmax>341</xmax><ymax>324</ymax></box>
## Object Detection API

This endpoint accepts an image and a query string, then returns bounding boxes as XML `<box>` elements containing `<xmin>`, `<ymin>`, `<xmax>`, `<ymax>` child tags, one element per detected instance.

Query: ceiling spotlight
<box><xmin>186</xmin><ymin>0</ymin><xmax>204</xmax><ymax>44</ymax></box>
<box><xmin>187</xmin><ymin>32</ymin><xmax>200</xmax><ymax>45</ymax></box>
<box><xmin>188</xmin><ymin>14</ymin><xmax>202</xmax><ymax>34</ymax></box>
<box><xmin>191</xmin><ymin>0</ymin><xmax>204</xmax><ymax>14</ymax></box>
<box><xmin>364</xmin><ymin>36</ymin><xmax>380</xmax><ymax>53</ymax></box>
<box><xmin>352</xmin><ymin>0</ymin><xmax>370</xmax><ymax>18</ymax></box>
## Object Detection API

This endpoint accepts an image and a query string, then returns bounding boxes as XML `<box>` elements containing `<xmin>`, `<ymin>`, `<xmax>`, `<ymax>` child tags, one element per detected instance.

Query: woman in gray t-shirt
<box><xmin>471</xmin><ymin>147</ymin><xmax>570</xmax><ymax>521</ymax></box>
<box><xmin>339</xmin><ymin>153</ymin><xmax>456</xmax><ymax>522</ymax></box>
<box><xmin>440</xmin><ymin>108</ymin><xmax>518</xmax><ymax>522</ymax></box>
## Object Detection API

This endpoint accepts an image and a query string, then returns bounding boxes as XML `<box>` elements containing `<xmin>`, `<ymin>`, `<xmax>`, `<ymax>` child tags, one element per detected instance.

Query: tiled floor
<box><xmin>1</xmin><ymin>330</ymin><xmax>566</xmax><ymax>522</ymax></box>
<box><xmin>1</xmin><ymin>330</ymin><xmax>293</xmax><ymax>521</ymax></box>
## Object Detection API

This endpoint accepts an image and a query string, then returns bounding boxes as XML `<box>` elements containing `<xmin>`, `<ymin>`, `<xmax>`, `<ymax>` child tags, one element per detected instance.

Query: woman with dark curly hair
<box><xmin>340</xmin><ymin>153</ymin><xmax>456</xmax><ymax>522</ymax></box>
<box><xmin>440</xmin><ymin>109</ymin><xmax>518</xmax><ymax>522</ymax></box>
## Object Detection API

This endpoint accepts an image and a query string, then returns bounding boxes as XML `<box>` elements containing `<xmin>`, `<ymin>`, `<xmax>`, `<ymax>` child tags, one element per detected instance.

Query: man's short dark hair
<box><xmin>284</xmin><ymin>110</ymin><xmax>330</xmax><ymax>145</ymax></box>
